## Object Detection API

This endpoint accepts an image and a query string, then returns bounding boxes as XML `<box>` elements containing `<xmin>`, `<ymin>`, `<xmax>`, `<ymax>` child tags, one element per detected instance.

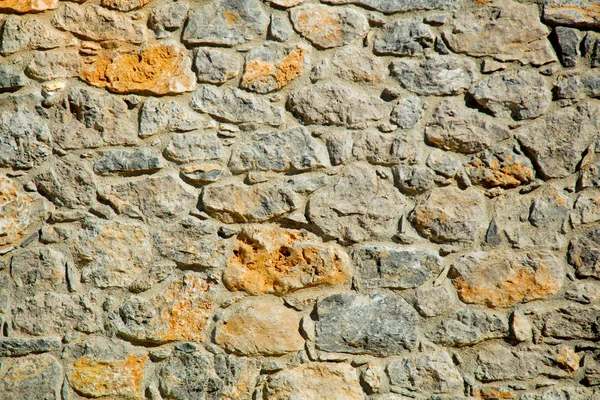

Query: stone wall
<box><xmin>1</xmin><ymin>0</ymin><xmax>600</xmax><ymax>399</ymax></box>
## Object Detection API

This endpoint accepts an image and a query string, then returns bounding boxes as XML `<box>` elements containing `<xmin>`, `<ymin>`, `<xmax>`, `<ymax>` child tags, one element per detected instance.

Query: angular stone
<box><xmin>81</xmin><ymin>41</ymin><xmax>196</xmax><ymax>95</ymax></box>
<box><xmin>0</xmin><ymin>354</ymin><xmax>62</xmax><ymax>400</ymax></box>
<box><xmin>554</xmin><ymin>26</ymin><xmax>581</xmax><ymax>67</ymax></box>
<box><xmin>390</xmin><ymin>96</ymin><xmax>424</xmax><ymax>129</ymax></box>
<box><xmin>264</xmin><ymin>363</ymin><xmax>364</xmax><ymax>400</ymax></box>
<box><xmin>164</xmin><ymin>133</ymin><xmax>223</xmax><ymax>164</ymax></box>
<box><xmin>2</xmin><ymin>17</ymin><xmax>68</xmax><ymax>55</ymax></box>
<box><xmin>353</xmin><ymin>245</ymin><xmax>440</xmax><ymax>289</ymax></box>
<box><xmin>10</xmin><ymin>247</ymin><xmax>66</xmax><ymax>289</ymax></box>
<box><xmin>543</xmin><ymin>0</ymin><xmax>600</xmax><ymax>29</ymax></box>
<box><xmin>316</xmin><ymin>292</ymin><xmax>419</xmax><ymax>356</ymax></box>
<box><xmin>332</xmin><ymin>46</ymin><xmax>386</xmax><ymax>83</ymax></box>
<box><xmin>466</xmin><ymin>148</ymin><xmax>535</xmax><ymax>189</ymax></box>
<box><xmin>215</xmin><ymin>297</ymin><xmax>304</xmax><ymax>355</ymax></box>
<box><xmin>191</xmin><ymin>85</ymin><xmax>285</xmax><ymax>126</ymax></box>
<box><xmin>266</xmin><ymin>0</ymin><xmax>305</xmax><ymax>6</ymax></box>
<box><xmin>415</xmin><ymin>283</ymin><xmax>457</xmax><ymax>317</ymax></box>
<box><xmin>373</xmin><ymin>19</ymin><xmax>434</xmax><ymax>56</ymax></box>
<box><xmin>180</xmin><ymin>164</ymin><xmax>223</xmax><ymax>185</ymax></box>
<box><xmin>0</xmin><ymin>65</ymin><xmax>26</xmax><ymax>92</ymax></box>
<box><xmin>269</xmin><ymin>14</ymin><xmax>295</xmax><ymax>41</ymax></box>
<box><xmin>410</xmin><ymin>186</ymin><xmax>487</xmax><ymax>243</ymax></box>
<box><xmin>224</xmin><ymin>226</ymin><xmax>350</xmax><ymax>296</ymax></box>
<box><xmin>149</xmin><ymin>2</ymin><xmax>188</xmax><ymax>38</ymax></box>
<box><xmin>323</xmin><ymin>0</ymin><xmax>457</xmax><ymax>13</ymax></box>
<box><xmin>34</xmin><ymin>159</ymin><xmax>96</xmax><ymax>209</ymax></box>
<box><xmin>569</xmin><ymin>227</ymin><xmax>600</xmax><ymax>278</ymax></box>
<box><xmin>0</xmin><ymin>111</ymin><xmax>51</xmax><ymax>169</ymax></box>
<box><xmin>0</xmin><ymin>337</ymin><xmax>61</xmax><ymax>357</ymax></box>
<box><xmin>475</xmin><ymin>344</ymin><xmax>541</xmax><ymax>382</ymax></box>
<box><xmin>228</xmin><ymin>127</ymin><xmax>329</xmax><ymax>174</ymax></box>
<box><xmin>427</xmin><ymin>308</ymin><xmax>508</xmax><ymax>347</ymax></box>
<box><xmin>26</xmin><ymin>50</ymin><xmax>81</xmax><ymax>81</ymax></box>
<box><xmin>93</xmin><ymin>148</ymin><xmax>163</xmax><ymax>175</ymax></box>
<box><xmin>388</xmin><ymin>350</ymin><xmax>463</xmax><ymax>394</ymax></box>
<box><xmin>308</xmin><ymin>163</ymin><xmax>405</xmax><ymax>243</ymax></box>
<box><xmin>202</xmin><ymin>180</ymin><xmax>296</xmax><ymax>223</ymax></box>
<box><xmin>69</xmin><ymin>354</ymin><xmax>147</xmax><ymax>398</ymax></box>
<box><xmin>517</xmin><ymin>102</ymin><xmax>600</xmax><ymax>179</ymax></box>
<box><xmin>139</xmin><ymin>98</ymin><xmax>204</xmax><ymax>138</ymax></box>
<box><xmin>101</xmin><ymin>0</ymin><xmax>150</xmax><ymax>11</ymax></box>
<box><xmin>391</xmin><ymin>55</ymin><xmax>478</xmax><ymax>96</ymax></box>
<box><xmin>450</xmin><ymin>250</ymin><xmax>564</xmax><ymax>308</ymax></box>
<box><xmin>468</xmin><ymin>69</ymin><xmax>552</xmax><ymax>120</ymax></box>
<box><xmin>53</xmin><ymin>4</ymin><xmax>145</xmax><ymax>43</ymax></box>
<box><xmin>393</xmin><ymin>165</ymin><xmax>436</xmax><ymax>195</ymax></box>
<box><xmin>242</xmin><ymin>43</ymin><xmax>308</xmax><ymax>93</ymax></box>
<box><xmin>112</xmin><ymin>274</ymin><xmax>215</xmax><ymax>343</ymax></box>
<box><xmin>182</xmin><ymin>0</ymin><xmax>269</xmax><ymax>46</ymax></box>
<box><xmin>193</xmin><ymin>48</ymin><xmax>242</xmax><ymax>84</ymax></box>
<box><xmin>289</xmin><ymin>83</ymin><xmax>385</xmax><ymax>126</ymax></box>
<box><xmin>100</xmin><ymin>175</ymin><xmax>196</xmax><ymax>221</ymax></box>
<box><xmin>426</xmin><ymin>150</ymin><xmax>462</xmax><ymax>178</ymax></box>
<box><xmin>543</xmin><ymin>305</ymin><xmax>600</xmax><ymax>339</ymax></box>
<box><xmin>580</xmin><ymin>161</ymin><xmax>600</xmax><ymax>189</ymax></box>
<box><xmin>425</xmin><ymin>98</ymin><xmax>510</xmax><ymax>154</ymax></box>
<box><xmin>290</xmin><ymin>4</ymin><xmax>369</xmax><ymax>49</ymax></box>
<box><xmin>445</xmin><ymin>2</ymin><xmax>557</xmax><ymax>66</ymax></box>
<box><xmin>571</xmin><ymin>191</ymin><xmax>600</xmax><ymax>226</ymax></box>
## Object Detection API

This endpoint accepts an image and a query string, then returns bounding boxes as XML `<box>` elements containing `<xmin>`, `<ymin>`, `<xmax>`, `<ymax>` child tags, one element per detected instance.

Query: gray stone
<box><xmin>468</xmin><ymin>69</ymin><xmax>552</xmax><ymax>120</ymax></box>
<box><xmin>308</xmin><ymin>163</ymin><xmax>406</xmax><ymax>243</ymax></box>
<box><xmin>182</xmin><ymin>0</ymin><xmax>269</xmax><ymax>46</ymax></box>
<box><xmin>228</xmin><ymin>127</ymin><xmax>329</xmax><ymax>174</ymax></box>
<box><xmin>580</xmin><ymin>161</ymin><xmax>600</xmax><ymax>189</ymax></box>
<box><xmin>571</xmin><ymin>191</ymin><xmax>600</xmax><ymax>226</ymax></box>
<box><xmin>0</xmin><ymin>337</ymin><xmax>61</xmax><ymax>357</ymax></box>
<box><xmin>322</xmin><ymin>0</ymin><xmax>457</xmax><ymax>13</ymax></box>
<box><xmin>543</xmin><ymin>0</ymin><xmax>600</xmax><ymax>29</ymax></box>
<box><xmin>34</xmin><ymin>159</ymin><xmax>95</xmax><ymax>209</ymax></box>
<box><xmin>191</xmin><ymin>85</ymin><xmax>285</xmax><ymax>126</ymax></box>
<box><xmin>0</xmin><ymin>354</ymin><xmax>63</xmax><ymax>400</ymax></box>
<box><xmin>373</xmin><ymin>19</ymin><xmax>434</xmax><ymax>56</ymax></box>
<box><xmin>391</xmin><ymin>56</ymin><xmax>479</xmax><ymax>96</ymax></box>
<box><xmin>390</xmin><ymin>96</ymin><xmax>424</xmax><ymax>129</ymax></box>
<box><xmin>1</xmin><ymin>17</ymin><xmax>69</xmax><ymax>55</ymax></box>
<box><xmin>426</xmin><ymin>150</ymin><xmax>462</xmax><ymax>178</ymax></box>
<box><xmin>269</xmin><ymin>14</ymin><xmax>294</xmax><ymax>42</ymax></box>
<box><xmin>26</xmin><ymin>50</ymin><xmax>80</xmax><ymax>81</ymax></box>
<box><xmin>139</xmin><ymin>98</ymin><xmax>204</xmax><ymax>138</ymax></box>
<box><xmin>569</xmin><ymin>227</ymin><xmax>600</xmax><ymax>278</ymax></box>
<box><xmin>517</xmin><ymin>102</ymin><xmax>600</xmax><ymax>179</ymax></box>
<box><xmin>552</xmin><ymin>73</ymin><xmax>583</xmax><ymax>100</ymax></box>
<box><xmin>0</xmin><ymin>65</ymin><xmax>26</xmax><ymax>92</ymax></box>
<box><xmin>10</xmin><ymin>247</ymin><xmax>66</xmax><ymax>289</ymax></box>
<box><xmin>325</xmin><ymin>131</ymin><xmax>353</xmax><ymax>165</ymax></box>
<box><xmin>543</xmin><ymin>305</ymin><xmax>600</xmax><ymax>339</ymax></box>
<box><xmin>466</xmin><ymin>148</ymin><xmax>535</xmax><ymax>189</ymax></box>
<box><xmin>181</xmin><ymin>164</ymin><xmax>223</xmax><ymax>185</ymax></box>
<box><xmin>475</xmin><ymin>344</ymin><xmax>541</xmax><ymax>382</ymax></box>
<box><xmin>149</xmin><ymin>2</ymin><xmax>189</xmax><ymax>38</ymax></box>
<box><xmin>0</xmin><ymin>111</ymin><xmax>51</xmax><ymax>169</ymax></box>
<box><xmin>332</xmin><ymin>46</ymin><xmax>386</xmax><ymax>83</ymax></box>
<box><xmin>393</xmin><ymin>165</ymin><xmax>436</xmax><ymax>195</ymax></box>
<box><xmin>427</xmin><ymin>308</ymin><xmax>509</xmax><ymax>347</ymax></box>
<box><xmin>554</xmin><ymin>27</ymin><xmax>580</xmax><ymax>67</ymax></box>
<box><xmin>353</xmin><ymin>245</ymin><xmax>440</xmax><ymax>289</ymax></box>
<box><xmin>93</xmin><ymin>148</ymin><xmax>163</xmax><ymax>175</ymax></box>
<box><xmin>415</xmin><ymin>283</ymin><xmax>457</xmax><ymax>317</ymax></box>
<box><xmin>193</xmin><ymin>48</ymin><xmax>242</xmax><ymax>84</ymax></box>
<box><xmin>315</xmin><ymin>291</ymin><xmax>419</xmax><ymax>356</ymax></box>
<box><xmin>164</xmin><ymin>133</ymin><xmax>224</xmax><ymax>164</ymax></box>
<box><xmin>352</xmin><ymin>130</ymin><xmax>418</xmax><ymax>165</ymax></box>
<box><xmin>288</xmin><ymin>83</ymin><xmax>385</xmax><ymax>126</ymax></box>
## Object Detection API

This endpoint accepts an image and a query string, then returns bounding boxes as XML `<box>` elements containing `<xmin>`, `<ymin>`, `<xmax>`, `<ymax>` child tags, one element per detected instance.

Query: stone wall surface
<box><xmin>3</xmin><ymin>0</ymin><xmax>600</xmax><ymax>399</ymax></box>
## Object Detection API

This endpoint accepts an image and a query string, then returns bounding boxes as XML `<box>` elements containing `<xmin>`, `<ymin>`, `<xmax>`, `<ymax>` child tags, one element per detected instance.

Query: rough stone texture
<box><xmin>0</xmin><ymin>337</ymin><xmax>61</xmax><ymax>357</ymax></box>
<box><xmin>10</xmin><ymin>247</ymin><xmax>66</xmax><ymax>289</ymax></box>
<box><xmin>34</xmin><ymin>159</ymin><xmax>95</xmax><ymax>209</ymax></box>
<box><xmin>569</xmin><ymin>227</ymin><xmax>600</xmax><ymax>278</ymax></box>
<box><xmin>139</xmin><ymin>98</ymin><xmax>204</xmax><ymax>138</ymax></box>
<box><xmin>2</xmin><ymin>17</ymin><xmax>69</xmax><ymax>55</ymax></box>
<box><xmin>466</xmin><ymin>147</ymin><xmax>535</xmax><ymax>189</ymax></box>
<box><xmin>554</xmin><ymin>26</ymin><xmax>581</xmax><ymax>67</ymax></box>
<box><xmin>543</xmin><ymin>0</ymin><xmax>600</xmax><ymax>28</ymax></box>
<box><xmin>193</xmin><ymin>48</ymin><xmax>242</xmax><ymax>84</ymax></box>
<box><xmin>374</xmin><ymin>19</ymin><xmax>434</xmax><ymax>56</ymax></box>
<box><xmin>322</xmin><ymin>0</ymin><xmax>457</xmax><ymax>13</ymax></box>
<box><xmin>26</xmin><ymin>50</ymin><xmax>80</xmax><ymax>81</ymax></box>
<box><xmin>0</xmin><ymin>354</ymin><xmax>63</xmax><ymax>400</ymax></box>
<box><xmin>332</xmin><ymin>46</ymin><xmax>385</xmax><ymax>84</ymax></box>
<box><xmin>164</xmin><ymin>133</ymin><xmax>224</xmax><ymax>164</ymax></box>
<box><xmin>93</xmin><ymin>149</ymin><xmax>163</xmax><ymax>175</ymax></box>
<box><xmin>149</xmin><ymin>2</ymin><xmax>188</xmax><ymax>38</ymax></box>
<box><xmin>0</xmin><ymin>111</ymin><xmax>51</xmax><ymax>169</ymax></box>
<box><xmin>427</xmin><ymin>308</ymin><xmax>509</xmax><ymax>347</ymax></box>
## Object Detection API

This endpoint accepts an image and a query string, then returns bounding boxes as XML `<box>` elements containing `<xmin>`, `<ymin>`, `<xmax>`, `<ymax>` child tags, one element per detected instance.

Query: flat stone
<box><xmin>468</xmin><ymin>69</ymin><xmax>552</xmax><ymax>120</ymax></box>
<box><xmin>571</xmin><ymin>191</ymin><xmax>600</xmax><ymax>226</ymax></box>
<box><xmin>264</xmin><ymin>363</ymin><xmax>364</xmax><ymax>400</ymax></box>
<box><xmin>466</xmin><ymin>147</ymin><xmax>535</xmax><ymax>188</ymax></box>
<box><xmin>445</xmin><ymin>2</ymin><xmax>557</xmax><ymax>66</ymax></box>
<box><xmin>290</xmin><ymin>4</ymin><xmax>369</xmax><ymax>49</ymax></box>
<box><xmin>0</xmin><ymin>0</ymin><xmax>57</xmax><ymax>13</ymax></box>
<box><xmin>0</xmin><ymin>111</ymin><xmax>51</xmax><ymax>169</ymax></box>
<box><xmin>390</xmin><ymin>96</ymin><xmax>424</xmax><ymax>129</ymax></box>
<box><xmin>332</xmin><ymin>46</ymin><xmax>385</xmax><ymax>84</ymax></box>
<box><xmin>224</xmin><ymin>225</ymin><xmax>350</xmax><ymax>296</ymax></box>
<box><xmin>410</xmin><ymin>186</ymin><xmax>487</xmax><ymax>243</ymax></box>
<box><xmin>34</xmin><ymin>159</ymin><xmax>96</xmax><ymax>209</ymax></box>
<box><xmin>101</xmin><ymin>0</ymin><xmax>150</xmax><ymax>11</ymax></box>
<box><xmin>315</xmin><ymin>291</ymin><xmax>419</xmax><ymax>356</ymax></box>
<box><xmin>308</xmin><ymin>163</ymin><xmax>406</xmax><ymax>243</ymax></box>
<box><xmin>139</xmin><ymin>98</ymin><xmax>204</xmax><ymax>138</ymax></box>
<box><xmin>193</xmin><ymin>48</ymin><xmax>242</xmax><ymax>84</ymax></box>
<box><xmin>10</xmin><ymin>247</ymin><xmax>66</xmax><ymax>289</ymax></box>
<box><xmin>182</xmin><ymin>0</ymin><xmax>269</xmax><ymax>46</ymax></box>
<box><xmin>228</xmin><ymin>127</ymin><xmax>329</xmax><ymax>174</ymax></box>
<box><xmin>542</xmin><ymin>305</ymin><xmax>600</xmax><ymax>339</ymax></box>
<box><xmin>1</xmin><ymin>17</ymin><xmax>69</xmax><ymax>55</ymax></box>
<box><xmin>215</xmin><ymin>297</ymin><xmax>304</xmax><ymax>355</ymax></box>
<box><xmin>93</xmin><ymin>148</ymin><xmax>163</xmax><ymax>175</ymax></box>
<box><xmin>517</xmin><ymin>101</ymin><xmax>600</xmax><ymax>179</ymax></box>
<box><xmin>191</xmin><ymin>85</ymin><xmax>285</xmax><ymax>126</ymax></box>
<box><xmin>81</xmin><ymin>41</ymin><xmax>196</xmax><ymax>95</ymax></box>
<box><xmin>0</xmin><ymin>354</ymin><xmax>62</xmax><ymax>400</ymax></box>
<box><xmin>164</xmin><ymin>133</ymin><xmax>224</xmax><ymax>164</ymax></box>
<box><xmin>373</xmin><ymin>19</ymin><xmax>434</xmax><ymax>56</ymax></box>
<box><xmin>180</xmin><ymin>164</ymin><xmax>223</xmax><ymax>185</ymax></box>
<box><xmin>388</xmin><ymin>350</ymin><xmax>463</xmax><ymax>394</ymax></box>
<box><xmin>0</xmin><ymin>337</ymin><xmax>61</xmax><ymax>357</ymax></box>
<box><xmin>427</xmin><ymin>308</ymin><xmax>509</xmax><ymax>347</ymax></box>
<box><xmin>391</xmin><ymin>55</ymin><xmax>479</xmax><ymax>95</ymax></box>
<box><xmin>323</xmin><ymin>0</ymin><xmax>457</xmax><ymax>13</ymax></box>
<box><xmin>288</xmin><ymin>82</ymin><xmax>385</xmax><ymax>126</ymax></box>
<box><xmin>543</xmin><ymin>0</ymin><xmax>600</xmax><ymax>28</ymax></box>
<box><xmin>475</xmin><ymin>344</ymin><xmax>541</xmax><ymax>382</ymax></box>
<box><xmin>569</xmin><ymin>227</ymin><xmax>600</xmax><ymax>278</ymax></box>
<box><xmin>353</xmin><ymin>245</ymin><xmax>440</xmax><ymax>289</ymax></box>
<box><xmin>26</xmin><ymin>50</ymin><xmax>81</xmax><ymax>81</ymax></box>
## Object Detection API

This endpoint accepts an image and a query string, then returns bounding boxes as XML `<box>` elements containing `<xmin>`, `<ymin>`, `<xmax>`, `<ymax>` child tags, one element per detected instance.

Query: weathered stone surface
<box><xmin>426</xmin><ymin>150</ymin><xmax>462</xmax><ymax>178</ymax></box>
<box><xmin>264</xmin><ymin>363</ymin><xmax>364</xmax><ymax>400</ymax></box>
<box><xmin>1</xmin><ymin>17</ymin><xmax>68</xmax><ymax>55</ymax></box>
<box><xmin>0</xmin><ymin>0</ymin><xmax>57</xmax><ymax>13</ymax></box>
<box><xmin>569</xmin><ymin>227</ymin><xmax>600</xmax><ymax>278</ymax></box>
<box><xmin>228</xmin><ymin>127</ymin><xmax>329</xmax><ymax>174</ymax></box>
<box><xmin>81</xmin><ymin>41</ymin><xmax>196</xmax><ymax>95</ymax></box>
<box><xmin>323</xmin><ymin>0</ymin><xmax>457</xmax><ymax>13</ymax></box>
<box><xmin>410</xmin><ymin>186</ymin><xmax>487</xmax><ymax>243</ymax></box>
<box><xmin>427</xmin><ymin>308</ymin><xmax>508</xmax><ymax>347</ymax></box>
<box><xmin>266</xmin><ymin>0</ymin><xmax>304</xmax><ymax>6</ymax></box>
<box><xmin>224</xmin><ymin>226</ymin><xmax>350</xmax><ymax>296</ymax></box>
<box><xmin>415</xmin><ymin>283</ymin><xmax>457</xmax><ymax>317</ymax></box>
<box><xmin>0</xmin><ymin>65</ymin><xmax>26</xmax><ymax>92</ymax></box>
<box><xmin>290</xmin><ymin>4</ymin><xmax>369</xmax><ymax>49</ymax></box>
<box><xmin>517</xmin><ymin>102</ymin><xmax>600</xmax><ymax>179</ymax></box>
<box><xmin>308</xmin><ymin>163</ymin><xmax>405</xmax><ymax>243</ymax></box>
<box><xmin>180</xmin><ymin>164</ymin><xmax>223</xmax><ymax>185</ymax></box>
<box><xmin>466</xmin><ymin>148</ymin><xmax>535</xmax><ymax>189</ymax></box>
<box><xmin>374</xmin><ymin>19</ymin><xmax>434</xmax><ymax>56</ymax></box>
<box><xmin>69</xmin><ymin>354</ymin><xmax>147</xmax><ymax>399</ymax></box>
<box><xmin>101</xmin><ymin>0</ymin><xmax>150</xmax><ymax>11</ymax></box>
<box><xmin>425</xmin><ymin>99</ymin><xmax>510</xmax><ymax>154</ymax></box>
<box><xmin>139</xmin><ymin>98</ymin><xmax>204</xmax><ymax>138</ymax></box>
<box><xmin>0</xmin><ymin>337</ymin><xmax>61</xmax><ymax>357</ymax></box>
<box><xmin>445</xmin><ymin>2</ymin><xmax>557</xmax><ymax>66</ymax></box>
<box><xmin>10</xmin><ymin>247</ymin><xmax>66</xmax><ymax>289</ymax></box>
<box><xmin>182</xmin><ymin>0</ymin><xmax>269</xmax><ymax>46</ymax></box>
<box><xmin>390</xmin><ymin>96</ymin><xmax>424</xmax><ymax>129</ymax></box>
<box><xmin>193</xmin><ymin>48</ymin><xmax>242</xmax><ymax>84</ymax></box>
<box><xmin>353</xmin><ymin>245</ymin><xmax>440</xmax><ymax>289</ymax></box>
<box><xmin>94</xmin><ymin>149</ymin><xmax>163</xmax><ymax>175</ymax></box>
<box><xmin>450</xmin><ymin>250</ymin><xmax>564</xmax><ymax>308</ymax></box>
<box><xmin>164</xmin><ymin>133</ymin><xmax>224</xmax><ymax>164</ymax></box>
<box><xmin>269</xmin><ymin>13</ymin><xmax>294</xmax><ymax>41</ymax></box>
<box><xmin>34</xmin><ymin>159</ymin><xmax>96</xmax><ymax>209</ymax></box>
<box><xmin>542</xmin><ymin>305</ymin><xmax>600</xmax><ymax>339</ymax></box>
<box><xmin>202</xmin><ymin>180</ymin><xmax>296</xmax><ymax>223</ymax></box>
<box><xmin>215</xmin><ymin>297</ymin><xmax>304</xmax><ymax>355</ymax></box>
<box><xmin>0</xmin><ymin>111</ymin><xmax>51</xmax><ymax>169</ymax></box>
<box><xmin>571</xmin><ymin>190</ymin><xmax>600</xmax><ymax>226</ymax></box>
<box><xmin>241</xmin><ymin>43</ymin><xmax>309</xmax><ymax>93</ymax></box>
<box><xmin>315</xmin><ymin>291</ymin><xmax>419</xmax><ymax>356</ymax></box>
<box><xmin>388</xmin><ymin>350</ymin><xmax>463</xmax><ymax>394</ymax></box>
<box><xmin>468</xmin><ymin>69</ymin><xmax>552</xmax><ymax>120</ymax></box>
<box><xmin>543</xmin><ymin>0</ymin><xmax>600</xmax><ymax>28</ymax></box>
<box><xmin>149</xmin><ymin>2</ymin><xmax>188</xmax><ymax>38</ymax></box>
<box><xmin>352</xmin><ymin>129</ymin><xmax>419</xmax><ymax>165</ymax></box>
<box><xmin>26</xmin><ymin>50</ymin><xmax>80</xmax><ymax>81</ymax></box>
<box><xmin>0</xmin><ymin>354</ymin><xmax>62</xmax><ymax>400</ymax></box>
<box><xmin>112</xmin><ymin>274</ymin><xmax>214</xmax><ymax>343</ymax></box>
<box><xmin>554</xmin><ymin>26</ymin><xmax>581</xmax><ymax>67</ymax></box>
<box><xmin>475</xmin><ymin>344</ymin><xmax>541</xmax><ymax>382</ymax></box>
<box><xmin>191</xmin><ymin>85</ymin><xmax>285</xmax><ymax>126</ymax></box>
<box><xmin>332</xmin><ymin>46</ymin><xmax>386</xmax><ymax>83</ymax></box>
<box><xmin>580</xmin><ymin>161</ymin><xmax>600</xmax><ymax>189</ymax></box>
<box><xmin>393</xmin><ymin>165</ymin><xmax>436</xmax><ymax>195</ymax></box>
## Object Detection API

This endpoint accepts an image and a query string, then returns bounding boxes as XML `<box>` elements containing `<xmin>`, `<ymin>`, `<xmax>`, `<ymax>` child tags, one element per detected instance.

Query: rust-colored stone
<box><xmin>0</xmin><ymin>0</ymin><xmax>57</xmax><ymax>13</ymax></box>
<box><xmin>467</xmin><ymin>151</ymin><xmax>535</xmax><ymax>189</ymax></box>
<box><xmin>241</xmin><ymin>45</ymin><xmax>308</xmax><ymax>93</ymax></box>
<box><xmin>224</xmin><ymin>226</ymin><xmax>350</xmax><ymax>296</ymax></box>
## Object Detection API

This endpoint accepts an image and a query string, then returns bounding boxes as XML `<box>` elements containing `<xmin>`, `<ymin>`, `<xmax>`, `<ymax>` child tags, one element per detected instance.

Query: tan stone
<box><xmin>450</xmin><ymin>250</ymin><xmax>564</xmax><ymax>308</ymax></box>
<box><xmin>543</xmin><ymin>0</ymin><xmax>600</xmax><ymax>28</ymax></box>
<box><xmin>555</xmin><ymin>346</ymin><xmax>580</xmax><ymax>372</ymax></box>
<box><xmin>266</xmin><ymin>0</ymin><xmax>305</xmax><ymax>6</ymax></box>
<box><xmin>101</xmin><ymin>0</ymin><xmax>150</xmax><ymax>12</ymax></box>
<box><xmin>0</xmin><ymin>0</ymin><xmax>57</xmax><ymax>13</ymax></box>
<box><xmin>69</xmin><ymin>354</ymin><xmax>147</xmax><ymax>399</ymax></box>
<box><xmin>81</xmin><ymin>41</ymin><xmax>196</xmax><ymax>95</ymax></box>
<box><xmin>215</xmin><ymin>297</ymin><xmax>304</xmax><ymax>356</ymax></box>
<box><xmin>224</xmin><ymin>226</ymin><xmax>350</xmax><ymax>296</ymax></box>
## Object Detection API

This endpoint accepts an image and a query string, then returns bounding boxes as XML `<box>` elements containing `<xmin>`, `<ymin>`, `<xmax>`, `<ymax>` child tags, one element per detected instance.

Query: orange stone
<box><xmin>0</xmin><ymin>0</ymin><xmax>58</xmax><ymax>13</ymax></box>
<box><xmin>224</xmin><ymin>226</ymin><xmax>350</xmax><ymax>296</ymax></box>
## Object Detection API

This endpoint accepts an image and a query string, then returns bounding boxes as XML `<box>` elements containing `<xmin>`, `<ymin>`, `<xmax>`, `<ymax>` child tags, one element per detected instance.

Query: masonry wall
<box><xmin>1</xmin><ymin>0</ymin><xmax>600</xmax><ymax>399</ymax></box>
